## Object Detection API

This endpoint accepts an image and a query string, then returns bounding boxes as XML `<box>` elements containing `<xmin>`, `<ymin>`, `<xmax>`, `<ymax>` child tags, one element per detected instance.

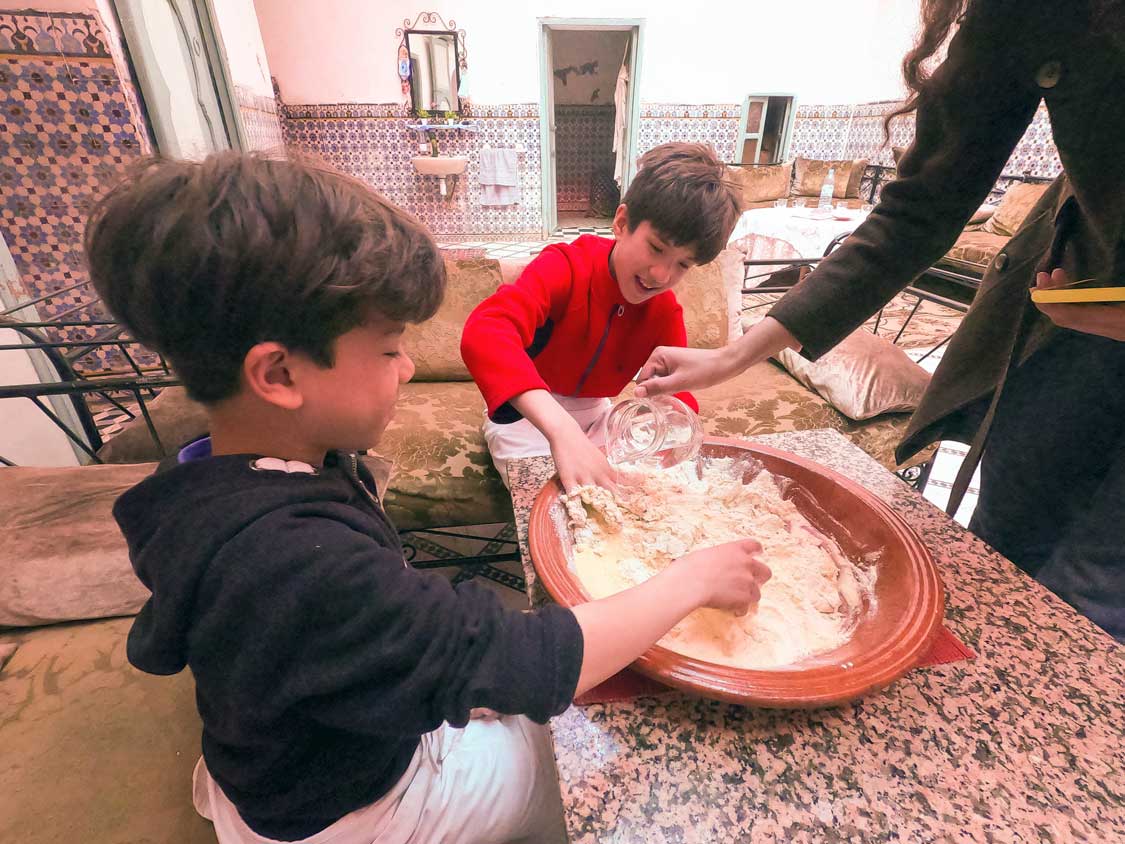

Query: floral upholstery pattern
<box><xmin>406</xmin><ymin>258</ymin><xmax>503</xmax><ymax>382</ymax></box>
<box><xmin>0</xmin><ymin>618</ymin><xmax>213</xmax><ymax>843</ymax></box>
<box><xmin>939</xmin><ymin>229</ymin><xmax>1007</xmax><ymax>275</ymax></box>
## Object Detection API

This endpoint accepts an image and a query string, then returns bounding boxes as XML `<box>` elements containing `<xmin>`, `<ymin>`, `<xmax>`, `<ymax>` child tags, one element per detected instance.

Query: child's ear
<box><xmin>242</xmin><ymin>342</ymin><xmax>304</xmax><ymax>410</ymax></box>
<box><xmin>612</xmin><ymin>203</ymin><xmax>629</xmax><ymax>237</ymax></box>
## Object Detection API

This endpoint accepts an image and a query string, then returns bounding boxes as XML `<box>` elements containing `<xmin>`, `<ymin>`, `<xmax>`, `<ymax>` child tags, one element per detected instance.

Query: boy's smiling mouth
<box><xmin>636</xmin><ymin>275</ymin><xmax>660</xmax><ymax>293</ymax></box>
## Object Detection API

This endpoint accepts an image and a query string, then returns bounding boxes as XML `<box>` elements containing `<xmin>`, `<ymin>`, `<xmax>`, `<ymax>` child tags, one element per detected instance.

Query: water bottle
<box><xmin>818</xmin><ymin>167</ymin><xmax>836</xmax><ymax>210</ymax></box>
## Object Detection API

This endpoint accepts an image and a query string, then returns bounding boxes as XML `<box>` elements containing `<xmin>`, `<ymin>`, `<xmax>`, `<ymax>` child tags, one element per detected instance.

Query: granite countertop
<box><xmin>508</xmin><ymin>430</ymin><xmax>1125</xmax><ymax>843</ymax></box>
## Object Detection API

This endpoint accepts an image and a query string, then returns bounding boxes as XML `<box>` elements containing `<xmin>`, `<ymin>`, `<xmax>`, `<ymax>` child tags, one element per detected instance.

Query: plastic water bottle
<box><xmin>818</xmin><ymin>167</ymin><xmax>836</xmax><ymax>210</ymax></box>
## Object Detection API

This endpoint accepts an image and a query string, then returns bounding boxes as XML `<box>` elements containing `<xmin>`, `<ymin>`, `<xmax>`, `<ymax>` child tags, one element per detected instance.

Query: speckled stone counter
<box><xmin>508</xmin><ymin>430</ymin><xmax>1125</xmax><ymax>843</ymax></box>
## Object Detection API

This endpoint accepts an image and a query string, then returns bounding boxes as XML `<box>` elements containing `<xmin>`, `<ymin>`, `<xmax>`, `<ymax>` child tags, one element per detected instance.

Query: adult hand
<box><xmin>1034</xmin><ymin>268</ymin><xmax>1125</xmax><ymax>341</ymax></box>
<box><xmin>635</xmin><ymin>346</ymin><xmax>736</xmax><ymax>398</ymax></box>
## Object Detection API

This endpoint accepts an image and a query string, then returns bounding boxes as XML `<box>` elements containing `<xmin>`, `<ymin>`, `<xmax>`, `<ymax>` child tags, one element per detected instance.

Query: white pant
<box><xmin>193</xmin><ymin>716</ymin><xmax>567</xmax><ymax>844</ymax></box>
<box><xmin>484</xmin><ymin>394</ymin><xmax>613</xmax><ymax>488</ymax></box>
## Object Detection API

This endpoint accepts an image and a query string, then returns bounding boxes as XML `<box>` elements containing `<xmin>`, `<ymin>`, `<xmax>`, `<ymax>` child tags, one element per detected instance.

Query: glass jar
<box><xmin>605</xmin><ymin>395</ymin><xmax>703</xmax><ymax>470</ymax></box>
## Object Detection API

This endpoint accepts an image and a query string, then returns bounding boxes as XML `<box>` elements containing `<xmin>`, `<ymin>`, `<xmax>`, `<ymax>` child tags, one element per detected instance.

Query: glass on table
<box><xmin>773</xmin><ymin>198</ymin><xmax>788</xmax><ymax>208</ymax></box>
<box><xmin>790</xmin><ymin>198</ymin><xmax>807</xmax><ymax>208</ymax></box>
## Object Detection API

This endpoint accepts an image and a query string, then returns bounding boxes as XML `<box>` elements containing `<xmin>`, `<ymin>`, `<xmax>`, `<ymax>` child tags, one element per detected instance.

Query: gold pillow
<box><xmin>404</xmin><ymin>257</ymin><xmax>503</xmax><ymax>382</ymax></box>
<box><xmin>729</xmin><ymin>163</ymin><xmax>790</xmax><ymax>207</ymax></box>
<box><xmin>845</xmin><ymin>158</ymin><xmax>868</xmax><ymax>198</ymax></box>
<box><xmin>979</xmin><ymin>181</ymin><xmax>1050</xmax><ymax>237</ymax></box>
<box><xmin>793</xmin><ymin>157</ymin><xmax>865</xmax><ymax>199</ymax></box>
<box><xmin>676</xmin><ymin>248</ymin><xmax>744</xmax><ymax>349</ymax></box>
<box><xmin>774</xmin><ymin>329</ymin><xmax>931</xmax><ymax>421</ymax></box>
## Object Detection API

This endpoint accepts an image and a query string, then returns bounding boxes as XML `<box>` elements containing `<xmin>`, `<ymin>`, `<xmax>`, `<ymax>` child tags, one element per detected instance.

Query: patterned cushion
<box><xmin>675</xmin><ymin>248</ymin><xmax>744</xmax><ymax>347</ymax></box>
<box><xmin>0</xmin><ymin>617</ymin><xmax>213</xmax><ymax>843</ymax></box>
<box><xmin>980</xmin><ymin>181</ymin><xmax>1050</xmax><ymax>237</ymax></box>
<box><xmin>0</xmin><ymin>462</ymin><xmax>156</xmax><ymax>627</ymax></box>
<box><xmin>378</xmin><ymin>380</ymin><xmax>511</xmax><ymax>531</ymax></box>
<box><xmin>406</xmin><ymin>258</ymin><xmax>503</xmax><ymax>382</ymax></box>
<box><xmin>729</xmin><ymin>163</ymin><xmax>790</xmax><ymax>207</ymax></box>
<box><xmin>793</xmin><ymin>157</ymin><xmax>867</xmax><ymax>199</ymax></box>
<box><xmin>696</xmin><ymin>361</ymin><xmax>925</xmax><ymax>472</ymax></box>
<box><xmin>939</xmin><ymin>230</ymin><xmax>1007</xmax><ymax>275</ymax></box>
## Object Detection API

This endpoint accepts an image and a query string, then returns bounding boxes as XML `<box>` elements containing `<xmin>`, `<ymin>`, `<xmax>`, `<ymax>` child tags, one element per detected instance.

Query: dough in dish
<box><xmin>562</xmin><ymin>457</ymin><xmax>877</xmax><ymax>669</ymax></box>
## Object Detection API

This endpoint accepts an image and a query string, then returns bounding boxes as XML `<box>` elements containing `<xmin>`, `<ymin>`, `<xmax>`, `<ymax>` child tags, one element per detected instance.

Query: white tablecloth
<box><xmin>728</xmin><ymin>207</ymin><xmax>870</xmax><ymax>288</ymax></box>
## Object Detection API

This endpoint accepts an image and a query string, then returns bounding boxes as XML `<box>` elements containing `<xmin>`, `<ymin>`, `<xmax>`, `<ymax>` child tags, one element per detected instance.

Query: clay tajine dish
<box><xmin>528</xmin><ymin>438</ymin><xmax>945</xmax><ymax>708</ymax></box>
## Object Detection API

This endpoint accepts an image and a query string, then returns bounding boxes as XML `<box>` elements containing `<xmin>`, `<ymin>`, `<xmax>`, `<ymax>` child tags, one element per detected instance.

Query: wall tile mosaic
<box><xmin>280</xmin><ymin>102</ymin><xmax>544</xmax><ymax>238</ymax></box>
<box><xmin>0</xmin><ymin>11</ymin><xmax>150</xmax><ymax>373</ymax></box>
<box><xmin>278</xmin><ymin>101</ymin><xmax>743</xmax><ymax>237</ymax></box>
<box><xmin>635</xmin><ymin>104</ymin><xmax>740</xmax><ymax>163</ymax></box>
<box><xmin>790</xmin><ymin>100</ymin><xmax>1062</xmax><ymax>202</ymax></box>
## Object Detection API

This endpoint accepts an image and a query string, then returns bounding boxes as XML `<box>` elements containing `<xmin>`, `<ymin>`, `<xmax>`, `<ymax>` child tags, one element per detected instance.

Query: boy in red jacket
<box><xmin>461</xmin><ymin>143</ymin><xmax>742</xmax><ymax>491</ymax></box>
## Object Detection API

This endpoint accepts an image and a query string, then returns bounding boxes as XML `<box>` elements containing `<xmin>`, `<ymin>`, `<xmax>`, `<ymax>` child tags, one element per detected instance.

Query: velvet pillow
<box><xmin>773</xmin><ymin>329</ymin><xmax>931</xmax><ymax>421</ymax></box>
<box><xmin>405</xmin><ymin>257</ymin><xmax>504</xmax><ymax>382</ymax></box>
<box><xmin>980</xmin><ymin>181</ymin><xmax>1050</xmax><ymax>237</ymax></box>
<box><xmin>730</xmin><ymin>163</ymin><xmax>791</xmax><ymax>207</ymax></box>
<box><xmin>675</xmin><ymin>248</ymin><xmax>745</xmax><ymax>348</ymax></box>
<box><xmin>793</xmin><ymin>157</ymin><xmax>866</xmax><ymax>199</ymax></box>
<box><xmin>0</xmin><ymin>455</ymin><xmax>394</xmax><ymax>628</ymax></box>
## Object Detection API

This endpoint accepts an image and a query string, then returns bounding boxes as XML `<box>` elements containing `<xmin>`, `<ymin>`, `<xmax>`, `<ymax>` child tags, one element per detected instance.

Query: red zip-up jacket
<box><xmin>461</xmin><ymin>235</ymin><xmax>697</xmax><ymax>423</ymax></box>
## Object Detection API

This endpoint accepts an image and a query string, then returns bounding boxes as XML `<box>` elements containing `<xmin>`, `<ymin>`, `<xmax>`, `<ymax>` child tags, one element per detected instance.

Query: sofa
<box><xmin>0</xmin><ymin>250</ymin><xmax>933</xmax><ymax>842</ymax></box>
<box><xmin>728</xmin><ymin>157</ymin><xmax>872</xmax><ymax>212</ymax></box>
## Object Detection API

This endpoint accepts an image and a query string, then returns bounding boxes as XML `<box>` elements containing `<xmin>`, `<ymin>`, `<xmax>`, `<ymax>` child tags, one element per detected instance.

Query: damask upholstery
<box><xmin>939</xmin><ymin>229</ymin><xmax>1008</xmax><ymax>275</ymax></box>
<box><xmin>0</xmin><ymin>618</ymin><xmax>213</xmax><ymax>843</ymax></box>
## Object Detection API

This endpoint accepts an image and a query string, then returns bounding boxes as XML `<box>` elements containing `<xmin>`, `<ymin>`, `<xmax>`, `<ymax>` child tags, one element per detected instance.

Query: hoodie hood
<box><xmin>115</xmin><ymin>451</ymin><xmax>371</xmax><ymax>675</ymax></box>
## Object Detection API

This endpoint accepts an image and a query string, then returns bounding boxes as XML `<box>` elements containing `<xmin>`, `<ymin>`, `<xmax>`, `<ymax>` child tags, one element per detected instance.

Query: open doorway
<box><xmin>538</xmin><ymin>19</ymin><xmax>643</xmax><ymax>237</ymax></box>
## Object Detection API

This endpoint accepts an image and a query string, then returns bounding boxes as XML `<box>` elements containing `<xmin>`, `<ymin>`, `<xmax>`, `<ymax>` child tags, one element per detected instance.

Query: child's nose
<box><xmin>399</xmin><ymin>352</ymin><xmax>416</xmax><ymax>383</ymax></box>
<box><xmin>650</xmin><ymin>263</ymin><xmax>671</xmax><ymax>285</ymax></box>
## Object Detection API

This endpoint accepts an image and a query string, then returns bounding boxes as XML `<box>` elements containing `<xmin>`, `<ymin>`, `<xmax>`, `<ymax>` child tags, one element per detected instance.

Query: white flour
<box><xmin>563</xmin><ymin>457</ymin><xmax>877</xmax><ymax>669</ymax></box>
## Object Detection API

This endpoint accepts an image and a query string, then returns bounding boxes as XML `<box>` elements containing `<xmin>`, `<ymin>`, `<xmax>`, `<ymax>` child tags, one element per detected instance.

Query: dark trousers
<box><xmin>970</xmin><ymin>329</ymin><xmax>1125</xmax><ymax>642</ymax></box>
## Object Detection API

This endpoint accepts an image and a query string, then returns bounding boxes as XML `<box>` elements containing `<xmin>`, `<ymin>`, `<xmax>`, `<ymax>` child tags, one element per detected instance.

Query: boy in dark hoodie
<box><xmin>86</xmin><ymin>153</ymin><xmax>770</xmax><ymax>844</ymax></box>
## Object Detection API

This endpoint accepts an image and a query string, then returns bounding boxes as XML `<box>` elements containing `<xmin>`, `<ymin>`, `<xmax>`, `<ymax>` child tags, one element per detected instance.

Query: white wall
<box><xmin>552</xmin><ymin>29</ymin><xmax>629</xmax><ymax>106</ymax></box>
<box><xmin>255</xmin><ymin>0</ymin><xmax>920</xmax><ymax>106</ymax></box>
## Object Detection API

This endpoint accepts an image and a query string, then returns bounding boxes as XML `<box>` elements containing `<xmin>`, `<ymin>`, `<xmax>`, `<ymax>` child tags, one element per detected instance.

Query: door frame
<box><xmin>538</xmin><ymin>18</ymin><xmax>645</xmax><ymax>237</ymax></box>
<box><xmin>737</xmin><ymin>92</ymin><xmax>797</xmax><ymax>165</ymax></box>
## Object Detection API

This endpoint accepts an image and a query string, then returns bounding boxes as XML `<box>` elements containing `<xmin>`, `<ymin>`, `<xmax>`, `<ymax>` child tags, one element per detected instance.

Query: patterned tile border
<box><xmin>0</xmin><ymin>11</ymin><xmax>111</xmax><ymax>58</ymax></box>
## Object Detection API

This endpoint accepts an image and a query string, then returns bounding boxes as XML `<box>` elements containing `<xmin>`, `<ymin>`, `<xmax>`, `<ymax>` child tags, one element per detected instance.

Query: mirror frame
<box><xmin>404</xmin><ymin>29</ymin><xmax>462</xmax><ymax>115</ymax></box>
<box><xmin>395</xmin><ymin>13</ymin><xmax>468</xmax><ymax>116</ymax></box>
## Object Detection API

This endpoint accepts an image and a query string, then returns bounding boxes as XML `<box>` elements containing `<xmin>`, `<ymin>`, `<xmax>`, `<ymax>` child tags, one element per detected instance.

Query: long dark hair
<box><xmin>884</xmin><ymin>0</ymin><xmax>970</xmax><ymax>140</ymax></box>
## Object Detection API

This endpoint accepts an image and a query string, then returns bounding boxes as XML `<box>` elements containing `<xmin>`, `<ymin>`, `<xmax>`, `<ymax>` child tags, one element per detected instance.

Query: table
<box><xmin>728</xmin><ymin>207</ymin><xmax>870</xmax><ymax>288</ymax></box>
<box><xmin>508</xmin><ymin>430</ymin><xmax>1125</xmax><ymax>843</ymax></box>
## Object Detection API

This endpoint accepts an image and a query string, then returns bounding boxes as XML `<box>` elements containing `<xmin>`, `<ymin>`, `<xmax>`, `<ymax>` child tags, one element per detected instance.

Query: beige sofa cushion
<box><xmin>940</xmin><ymin>229</ymin><xmax>1007</xmax><ymax>274</ymax></box>
<box><xmin>96</xmin><ymin>386</ymin><xmax>208</xmax><ymax>463</ymax></box>
<box><xmin>793</xmin><ymin>157</ymin><xmax>867</xmax><ymax>199</ymax></box>
<box><xmin>406</xmin><ymin>258</ymin><xmax>502</xmax><ymax>382</ymax></box>
<box><xmin>980</xmin><ymin>181</ymin><xmax>1050</xmax><ymax>237</ymax></box>
<box><xmin>0</xmin><ymin>617</ymin><xmax>213</xmax><ymax>843</ymax></box>
<box><xmin>0</xmin><ymin>462</ymin><xmax>156</xmax><ymax>627</ymax></box>
<box><xmin>729</xmin><ymin>163</ymin><xmax>790</xmax><ymax>208</ymax></box>
<box><xmin>774</xmin><ymin>330</ymin><xmax>931</xmax><ymax>421</ymax></box>
<box><xmin>675</xmin><ymin>248</ymin><xmax>744</xmax><ymax>347</ymax></box>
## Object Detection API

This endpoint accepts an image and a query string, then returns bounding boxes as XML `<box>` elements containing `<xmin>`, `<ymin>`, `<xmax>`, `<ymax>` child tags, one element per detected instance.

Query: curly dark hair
<box><xmin>85</xmin><ymin>153</ymin><xmax>446</xmax><ymax>404</ymax></box>
<box><xmin>884</xmin><ymin>0</ymin><xmax>970</xmax><ymax>140</ymax></box>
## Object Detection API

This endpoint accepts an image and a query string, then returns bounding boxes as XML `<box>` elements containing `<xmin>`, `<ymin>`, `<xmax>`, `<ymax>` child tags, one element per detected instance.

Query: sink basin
<box><xmin>411</xmin><ymin>156</ymin><xmax>468</xmax><ymax>177</ymax></box>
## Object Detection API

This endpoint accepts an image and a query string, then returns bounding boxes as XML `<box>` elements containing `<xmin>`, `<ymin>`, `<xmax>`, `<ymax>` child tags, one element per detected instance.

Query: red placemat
<box><xmin>574</xmin><ymin>625</ymin><xmax>975</xmax><ymax>706</ymax></box>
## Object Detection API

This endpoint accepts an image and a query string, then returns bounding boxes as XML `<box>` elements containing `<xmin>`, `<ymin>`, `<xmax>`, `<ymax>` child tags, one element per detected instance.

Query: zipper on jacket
<box><xmin>573</xmin><ymin>304</ymin><xmax>624</xmax><ymax>396</ymax></box>
<box><xmin>345</xmin><ymin>452</ymin><xmax>408</xmax><ymax>565</ymax></box>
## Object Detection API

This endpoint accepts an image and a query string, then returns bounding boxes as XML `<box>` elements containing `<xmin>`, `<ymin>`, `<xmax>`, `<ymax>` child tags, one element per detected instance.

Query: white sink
<box><xmin>411</xmin><ymin>156</ymin><xmax>468</xmax><ymax>177</ymax></box>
